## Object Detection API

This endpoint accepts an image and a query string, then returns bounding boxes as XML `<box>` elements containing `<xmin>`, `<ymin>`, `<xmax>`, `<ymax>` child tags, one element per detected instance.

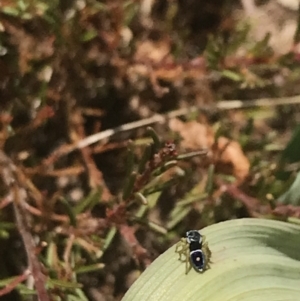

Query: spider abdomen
<box><xmin>189</xmin><ymin>249</ymin><xmax>206</xmax><ymax>272</ymax></box>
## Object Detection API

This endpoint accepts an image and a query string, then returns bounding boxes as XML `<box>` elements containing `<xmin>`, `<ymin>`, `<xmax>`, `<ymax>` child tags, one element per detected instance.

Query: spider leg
<box><xmin>202</xmin><ymin>241</ymin><xmax>212</xmax><ymax>270</ymax></box>
<box><xmin>175</xmin><ymin>238</ymin><xmax>191</xmax><ymax>273</ymax></box>
<box><xmin>175</xmin><ymin>238</ymin><xmax>189</xmax><ymax>262</ymax></box>
<box><xmin>185</xmin><ymin>255</ymin><xmax>192</xmax><ymax>275</ymax></box>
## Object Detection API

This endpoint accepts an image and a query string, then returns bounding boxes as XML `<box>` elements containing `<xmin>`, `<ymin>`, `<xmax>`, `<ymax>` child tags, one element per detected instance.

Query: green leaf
<box><xmin>281</xmin><ymin>124</ymin><xmax>300</xmax><ymax>162</ymax></box>
<box><xmin>167</xmin><ymin>206</ymin><xmax>191</xmax><ymax>230</ymax></box>
<box><xmin>59</xmin><ymin>197</ymin><xmax>77</xmax><ymax>227</ymax></box>
<box><xmin>74</xmin><ymin>189</ymin><xmax>102</xmax><ymax>214</ymax></box>
<box><xmin>146</xmin><ymin>127</ymin><xmax>161</xmax><ymax>153</ymax></box>
<box><xmin>222</xmin><ymin>69</ymin><xmax>243</xmax><ymax>82</ymax></box>
<box><xmin>135</xmin><ymin>191</ymin><xmax>161</xmax><ymax>218</ymax></box>
<box><xmin>122</xmin><ymin>218</ymin><xmax>300</xmax><ymax>301</ymax></box>
<box><xmin>205</xmin><ymin>164</ymin><xmax>215</xmax><ymax>195</ymax></box>
<box><xmin>92</xmin><ymin>2</ymin><xmax>108</xmax><ymax>11</ymax></box>
<box><xmin>80</xmin><ymin>28</ymin><xmax>98</xmax><ymax>42</ymax></box>
<box><xmin>48</xmin><ymin>278</ymin><xmax>83</xmax><ymax>289</ymax></box>
<box><xmin>122</xmin><ymin>171</ymin><xmax>137</xmax><ymax>200</ymax></box>
<box><xmin>1</xmin><ymin>6</ymin><xmax>20</xmax><ymax>17</ymax></box>
<box><xmin>277</xmin><ymin>124</ymin><xmax>300</xmax><ymax>180</ymax></box>
<box><xmin>102</xmin><ymin>226</ymin><xmax>117</xmax><ymax>251</ymax></box>
<box><xmin>0</xmin><ymin>276</ymin><xmax>35</xmax><ymax>294</ymax></box>
<box><xmin>138</xmin><ymin>144</ymin><xmax>152</xmax><ymax>174</ymax></box>
<box><xmin>278</xmin><ymin>171</ymin><xmax>300</xmax><ymax>205</ymax></box>
<box><xmin>75</xmin><ymin>263</ymin><xmax>105</xmax><ymax>274</ymax></box>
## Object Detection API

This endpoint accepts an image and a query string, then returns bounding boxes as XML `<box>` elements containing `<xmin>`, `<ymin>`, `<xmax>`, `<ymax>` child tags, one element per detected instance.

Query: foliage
<box><xmin>0</xmin><ymin>0</ymin><xmax>300</xmax><ymax>300</ymax></box>
<box><xmin>123</xmin><ymin>219</ymin><xmax>300</xmax><ymax>301</ymax></box>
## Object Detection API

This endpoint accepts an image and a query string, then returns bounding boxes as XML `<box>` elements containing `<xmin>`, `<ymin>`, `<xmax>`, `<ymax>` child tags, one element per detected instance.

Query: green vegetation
<box><xmin>0</xmin><ymin>0</ymin><xmax>300</xmax><ymax>300</ymax></box>
<box><xmin>123</xmin><ymin>219</ymin><xmax>300</xmax><ymax>301</ymax></box>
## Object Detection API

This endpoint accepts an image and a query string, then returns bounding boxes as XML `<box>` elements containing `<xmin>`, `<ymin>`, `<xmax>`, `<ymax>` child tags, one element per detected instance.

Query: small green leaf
<box><xmin>1</xmin><ymin>6</ymin><xmax>20</xmax><ymax>16</ymax></box>
<box><xmin>134</xmin><ymin>192</ymin><xmax>148</xmax><ymax>205</ymax></box>
<box><xmin>92</xmin><ymin>3</ymin><xmax>108</xmax><ymax>11</ymax></box>
<box><xmin>146</xmin><ymin>127</ymin><xmax>161</xmax><ymax>153</ymax></box>
<box><xmin>167</xmin><ymin>206</ymin><xmax>192</xmax><ymax>230</ymax></box>
<box><xmin>0</xmin><ymin>276</ymin><xmax>18</xmax><ymax>287</ymax></box>
<box><xmin>176</xmin><ymin>149</ymin><xmax>207</xmax><ymax>160</ymax></box>
<box><xmin>176</xmin><ymin>193</ymin><xmax>207</xmax><ymax>206</ymax></box>
<box><xmin>75</xmin><ymin>263</ymin><xmax>105</xmax><ymax>274</ymax></box>
<box><xmin>205</xmin><ymin>164</ymin><xmax>215</xmax><ymax>195</ymax></box>
<box><xmin>80</xmin><ymin>28</ymin><xmax>98</xmax><ymax>42</ymax></box>
<box><xmin>138</xmin><ymin>144</ymin><xmax>152</xmax><ymax>174</ymax></box>
<box><xmin>125</xmin><ymin>141</ymin><xmax>135</xmax><ymax>178</ymax></box>
<box><xmin>122</xmin><ymin>171</ymin><xmax>137</xmax><ymax>200</ymax></box>
<box><xmin>147</xmin><ymin>220</ymin><xmax>167</xmax><ymax>234</ymax></box>
<box><xmin>59</xmin><ymin>197</ymin><xmax>77</xmax><ymax>227</ymax></box>
<box><xmin>74</xmin><ymin>189</ymin><xmax>102</xmax><ymax>214</ymax></box>
<box><xmin>48</xmin><ymin>279</ymin><xmax>83</xmax><ymax>289</ymax></box>
<box><xmin>17</xmin><ymin>0</ymin><xmax>29</xmax><ymax>11</ymax></box>
<box><xmin>0</xmin><ymin>277</ymin><xmax>35</xmax><ymax>295</ymax></box>
<box><xmin>152</xmin><ymin>160</ymin><xmax>178</xmax><ymax>176</ymax></box>
<box><xmin>0</xmin><ymin>229</ymin><xmax>10</xmax><ymax>239</ymax></box>
<box><xmin>123</xmin><ymin>218</ymin><xmax>300</xmax><ymax>301</ymax></box>
<box><xmin>222</xmin><ymin>69</ymin><xmax>243</xmax><ymax>82</ymax></box>
<box><xmin>135</xmin><ymin>191</ymin><xmax>161</xmax><ymax>218</ymax></box>
<box><xmin>74</xmin><ymin>288</ymin><xmax>89</xmax><ymax>301</ymax></box>
<box><xmin>103</xmin><ymin>226</ymin><xmax>117</xmax><ymax>251</ymax></box>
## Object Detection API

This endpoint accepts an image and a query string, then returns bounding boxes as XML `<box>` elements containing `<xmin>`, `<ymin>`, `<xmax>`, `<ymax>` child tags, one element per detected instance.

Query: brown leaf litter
<box><xmin>169</xmin><ymin>118</ymin><xmax>250</xmax><ymax>182</ymax></box>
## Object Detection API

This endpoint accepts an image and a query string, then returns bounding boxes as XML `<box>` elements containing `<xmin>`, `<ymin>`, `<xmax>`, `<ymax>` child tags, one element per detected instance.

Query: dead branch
<box><xmin>0</xmin><ymin>270</ymin><xmax>31</xmax><ymax>297</ymax></box>
<box><xmin>44</xmin><ymin>95</ymin><xmax>300</xmax><ymax>164</ymax></box>
<box><xmin>0</xmin><ymin>150</ymin><xmax>50</xmax><ymax>301</ymax></box>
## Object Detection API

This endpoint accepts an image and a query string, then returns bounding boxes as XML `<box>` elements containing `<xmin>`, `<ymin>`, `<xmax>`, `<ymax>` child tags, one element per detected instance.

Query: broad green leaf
<box><xmin>122</xmin><ymin>218</ymin><xmax>300</xmax><ymax>301</ymax></box>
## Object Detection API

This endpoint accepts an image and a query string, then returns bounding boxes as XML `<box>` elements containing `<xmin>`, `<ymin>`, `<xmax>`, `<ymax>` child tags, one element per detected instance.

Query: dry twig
<box><xmin>0</xmin><ymin>150</ymin><xmax>50</xmax><ymax>301</ymax></box>
<box><xmin>44</xmin><ymin>95</ymin><xmax>300</xmax><ymax>164</ymax></box>
<box><xmin>0</xmin><ymin>270</ymin><xmax>31</xmax><ymax>297</ymax></box>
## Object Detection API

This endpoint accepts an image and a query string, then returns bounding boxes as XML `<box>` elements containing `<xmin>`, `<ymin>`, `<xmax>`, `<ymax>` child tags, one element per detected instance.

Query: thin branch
<box><xmin>23</xmin><ymin>165</ymin><xmax>84</xmax><ymax>177</ymax></box>
<box><xmin>216</xmin><ymin>95</ymin><xmax>300</xmax><ymax>109</ymax></box>
<box><xmin>63</xmin><ymin>234</ymin><xmax>75</xmax><ymax>277</ymax></box>
<box><xmin>0</xmin><ymin>151</ymin><xmax>50</xmax><ymax>301</ymax></box>
<box><xmin>0</xmin><ymin>270</ymin><xmax>31</xmax><ymax>297</ymax></box>
<box><xmin>44</xmin><ymin>95</ymin><xmax>300</xmax><ymax>162</ymax></box>
<box><xmin>69</xmin><ymin>109</ymin><xmax>112</xmax><ymax>199</ymax></box>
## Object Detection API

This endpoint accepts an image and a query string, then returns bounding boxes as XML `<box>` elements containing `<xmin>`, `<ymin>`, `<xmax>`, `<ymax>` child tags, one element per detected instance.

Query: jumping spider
<box><xmin>175</xmin><ymin>230</ymin><xmax>211</xmax><ymax>274</ymax></box>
